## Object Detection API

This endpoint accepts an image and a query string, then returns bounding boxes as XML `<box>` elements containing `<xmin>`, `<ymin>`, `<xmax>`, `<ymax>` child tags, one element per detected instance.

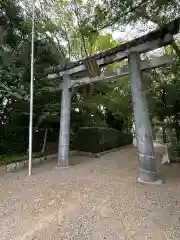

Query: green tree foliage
<box><xmin>1</xmin><ymin>0</ymin><xmax>180</xmax><ymax>157</ymax></box>
<box><xmin>146</xmin><ymin>44</ymin><xmax>180</xmax><ymax>142</ymax></box>
<box><xmin>92</xmin><ymin>0</ymin><xmax>180</xmax><ymax>30</ymax></box>
<box><xmin>0</xmin><ymin>0</ymin><xmax>66</xmax><ymax>127</ymax></box>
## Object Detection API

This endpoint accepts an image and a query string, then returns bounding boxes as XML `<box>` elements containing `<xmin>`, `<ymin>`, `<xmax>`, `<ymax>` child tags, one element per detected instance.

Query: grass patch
<box><xmin>0</xmin><ymin>152</ymin><xmax>42</xmax><ymax>166</ymax></box>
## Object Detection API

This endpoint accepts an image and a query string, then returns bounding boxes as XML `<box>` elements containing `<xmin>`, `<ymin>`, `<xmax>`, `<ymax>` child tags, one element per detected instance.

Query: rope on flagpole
<box><xmin>28</xmin><ymin>0</ymin><xmax>35</xmax><ymax>176</ymax></box>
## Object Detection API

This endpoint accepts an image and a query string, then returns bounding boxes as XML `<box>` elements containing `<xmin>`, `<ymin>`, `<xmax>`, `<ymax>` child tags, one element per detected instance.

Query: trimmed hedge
<box><xmin>0</xmin><ymin>126</ymin><xmax>29</xmax><ymax>155</ymax></box>
<box><xmin>72</xmin><ymin>127</ymin><xmax>133</xmax><ymax>153</ymax></box>
<box><xmin>0</xmin><ymin>125</ymin><xmax>132</xmax><ymax>159</ymax></box>
<box><xmin>0</xmin><ymin>126</ymin><xmax>59</xmax><ymax>156</ymax></box>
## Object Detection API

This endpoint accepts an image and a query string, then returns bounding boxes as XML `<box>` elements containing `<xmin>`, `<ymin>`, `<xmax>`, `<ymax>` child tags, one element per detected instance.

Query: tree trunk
<box><xmin>126</xmin><ymin>118</ymin><xmax>129</xmax><ymax>132</ymax></box>
<box><xmin>162</xmin><ymin>126</ymin><xmax>167</xmax><ymax>143</ymax></box>
<box><xmin>175</xmin><ymin>115</ymin><xmax>180</xmax><ymax>140</ymax></box>
<box><xmin>174</xmin><ymin>116</ymin><xmax>180</xmax><ymax>156</ymax></box>
<box><xmin>41</xmin><ymin>128</ymin><xmax>48</xmax><ymax>155</ymax></box>
<box><xmin>175</xmin><ymin>126</ymin><xmax>180</xmax><ymax>140</ymax></box>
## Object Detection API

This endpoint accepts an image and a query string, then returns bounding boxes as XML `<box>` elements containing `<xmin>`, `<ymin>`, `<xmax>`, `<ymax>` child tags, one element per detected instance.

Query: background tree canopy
<box><xmin>0</xmin><ymin>0</ymin><xmax>180</xmax><ymax>157</ymax></box>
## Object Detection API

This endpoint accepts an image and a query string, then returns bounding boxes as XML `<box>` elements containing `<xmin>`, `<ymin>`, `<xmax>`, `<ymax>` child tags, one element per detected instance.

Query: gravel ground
<box><xmin>0</xmin><ymin>146</ymin><xmax>180</xmax><ymax>240</ymax></box>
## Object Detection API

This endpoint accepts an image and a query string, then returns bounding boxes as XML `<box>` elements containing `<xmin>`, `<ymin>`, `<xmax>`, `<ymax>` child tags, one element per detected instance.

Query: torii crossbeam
<box><xmin>46</xmin><ymin>17</ymin><xmax>180</xmax><ymax>184</ymax></box>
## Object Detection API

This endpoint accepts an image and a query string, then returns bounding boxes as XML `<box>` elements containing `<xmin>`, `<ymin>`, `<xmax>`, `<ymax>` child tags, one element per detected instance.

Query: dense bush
<box><xmin>72</xmin><ymin>127</ymin><xmax>132</xmax><ymax>153</ymax></box>
<box><xmin>0</xmin><ymin>125</ymin><xmax>132</xmax><ymax>157</ymax></box>
<box><xmin>0</xmin><ymin>126</ymin><xmax>29</xmax><ymax>155</ymax></box>
<box><xmin>168</xmin><ymin>140</ymin><xmax>180</xmax><ymax>158</ymax></box>
<box><xmin>0</xmin><ymin>125</ymin><xmax>59</xmax><ymax>155</ymax></box>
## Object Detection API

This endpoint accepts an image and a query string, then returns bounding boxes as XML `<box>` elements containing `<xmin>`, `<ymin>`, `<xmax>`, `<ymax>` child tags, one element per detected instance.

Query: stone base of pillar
<box><xmin>55</xmin><ymin>165</ymin><xmax>71</xmax><ymax>169</ymax></box>
<box><xmin>137</xmin><ymin>177</ymin><xmax>163</xmax><ymax>185</ymax></box>
<box><xmin>140</xmin><ymin>168</ymin><xmax>160</xmax><ymax>182</ymax></box>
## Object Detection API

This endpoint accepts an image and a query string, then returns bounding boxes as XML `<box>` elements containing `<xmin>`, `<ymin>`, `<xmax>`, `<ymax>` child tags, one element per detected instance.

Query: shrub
<box><xmin>0</xmin><ymin>125</ymin><xmax>59</xmax><ymax>156</ymax></box>
<box><xmin>72</xmin><ymin>126</ymin><xmax>132</xmax><ymax>153</ymax></box>
<box><xmin>168</xmin><ymin>140</ymin><xmax>180</xmax><ymax>158</ymax></box>
<box><xmin>0</xmin><ymin>126</ymin><xmax>29</xmax><ymax>155</ymax></box>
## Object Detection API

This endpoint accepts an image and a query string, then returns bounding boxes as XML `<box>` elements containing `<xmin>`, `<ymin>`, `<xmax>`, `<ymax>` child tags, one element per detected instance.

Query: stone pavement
<box><xmin>0</xmin><ymin>147</ymin><xmax>180</xmax><ymax>240</ymax></box>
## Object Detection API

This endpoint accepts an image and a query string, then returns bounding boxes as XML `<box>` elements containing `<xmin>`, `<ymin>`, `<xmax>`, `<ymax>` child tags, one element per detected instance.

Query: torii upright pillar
<box><xmin>57</xmin><ymin>74</ymin><xmax>71</xmax><ymax>167</ymax></box>
<box><xmin>129</xmin><ymin>52</ymin><xmax>160</xmax><ymax>183</ymax></box>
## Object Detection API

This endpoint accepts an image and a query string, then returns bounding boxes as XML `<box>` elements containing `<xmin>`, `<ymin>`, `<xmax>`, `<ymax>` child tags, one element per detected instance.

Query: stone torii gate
<box><xmin>47</xmin><ymin>18</ymin><xmax>180</xmax><ymax>184</ymax></box>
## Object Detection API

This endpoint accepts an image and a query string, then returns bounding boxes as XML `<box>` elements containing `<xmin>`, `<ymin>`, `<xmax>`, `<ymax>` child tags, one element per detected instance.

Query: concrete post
<box><xmin>57</xmin><ymin>74</ymin><xmax>71</xmax><ymax>167</ymax></box>
<box><xmin>128</xmin><ymin>52</ymin><xmax>160</xmax><ymax>183</ymax></box>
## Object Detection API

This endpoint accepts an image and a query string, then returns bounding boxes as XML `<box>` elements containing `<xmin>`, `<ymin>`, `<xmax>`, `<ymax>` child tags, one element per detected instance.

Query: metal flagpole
<box><xmin>28</xmin><ymin>0</ymin><xmax>35</xmax><ymax>176</ymax></box>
